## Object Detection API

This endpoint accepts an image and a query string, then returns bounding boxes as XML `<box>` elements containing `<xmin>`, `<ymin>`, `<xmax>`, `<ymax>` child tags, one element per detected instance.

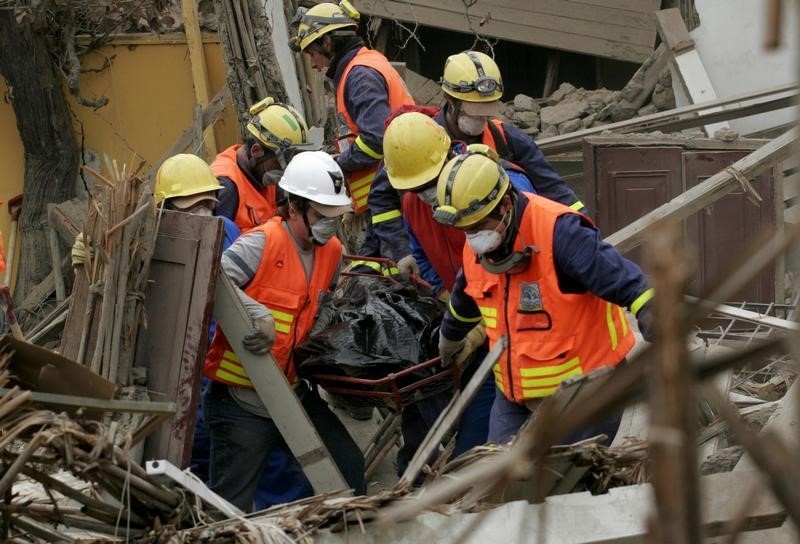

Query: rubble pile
<box><xmin>505</xmin><ymin>68</ymin><xmax>675</xmax><ymax>138</ymax></box>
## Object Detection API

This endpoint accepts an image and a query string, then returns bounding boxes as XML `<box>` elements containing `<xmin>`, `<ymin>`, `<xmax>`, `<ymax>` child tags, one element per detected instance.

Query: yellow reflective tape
<box><xmin>521</xmin><ymin>365</ymin><xmax>582</xmax><ymax>388</ymax></box>
<box><xmin>216</xmin><ymin>368</ymin><xmax>252</xmax><ymax>386</ymax></box>
<box><xmin>353</xmin><ymin>185</ymin><xmax>371</xmax><ymax>199</ymax></box>
<box><xmin>496</xmin><ymin>380</ymin><xmax>505</xmax><ymax>393</ymax></box>
<box><xmin>222</xmin><ymin>350</ymin><xmax>239</xmax><ymax>362</ymax></box>
<box><xmin>371</xmin><ymin>209</ymin><xmax>402</xmax><ymax>224</ymax></box>
<box><xmin>519</xmin><ymin>356</ymin><xmax>581</xmax><ymax>378</ymax></box>
<box><xmin>220</xmin><ymin>359</ymin><xmax>248</xmax><ymax>377</ymax></box>
<box><xmin>521</xmin><ymin>384</ymin><xmax>559</xmax><ymax>398</ymax></box>
<box><xmin>349</xmin><ymin>260</ymin><xmax>398</xmax><ymax>276</ymax></box>
<box><xmin>354</xmin><ymin>136</ymin><xmax>383</xmax><ymax>159</ymax></box>
<box><xmin>569</xmin><ymin>200</ymin><xmax>585</xmax><ymax>211</ymax></box>
<box><xmin>631</xmin><ymin>288</ymin><xmax>655</xmax><ymax>316</ymax></box>
<box><xmin>606</xmin><ymin>302</ymin><xmax>618</xmax><ymax>350</ymax></box>
<box><xmin>274</xmin><ymin>322</ymin><xmax>291</xmax><ymax>334</ymax></box>
<box><xmin>350</xmin><ymin>173</ymin><xmax>376</xmax><ymax>190</ymax></box>
<box><xmin>479</xmin><ymin>307</ymin><xmax>498</xmax><ymax>318</ymax></box>
<box><xmin>268</xmin><ymin>309</ymin><xmax>294</xmax><ymax>324</ymax></box>
<box><xmin>617</xmin><ymin>306</ymin><xmax>629</xmax><ymax>336</ymax></box>
<box><xmin>483</xmin><ymin>317</ymin><xmax>497</xmax><ymax>328</ymax></box>
<box><xmin>448</xmin><ymin>300</ymin><xmax>483</xmax><ymax>324</ymax></box>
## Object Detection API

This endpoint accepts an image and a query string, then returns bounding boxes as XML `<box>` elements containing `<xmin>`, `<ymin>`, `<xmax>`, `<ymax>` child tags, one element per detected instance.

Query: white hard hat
<box><xmin>279</xmin><ymin>151</ymin><xmax>353</xmax><ymax>217</ymax></box>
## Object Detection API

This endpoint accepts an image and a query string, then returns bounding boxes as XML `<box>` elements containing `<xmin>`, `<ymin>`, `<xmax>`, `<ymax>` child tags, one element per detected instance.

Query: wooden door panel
<box><xmin>595</xmin><ymin>147</ymin><xmax>684</xmax><ymax>236</ymax></box>
<box><xmin>683</xmin><ymin>151</ymin><xmax>775</xmax><ymax>303</ymax></box>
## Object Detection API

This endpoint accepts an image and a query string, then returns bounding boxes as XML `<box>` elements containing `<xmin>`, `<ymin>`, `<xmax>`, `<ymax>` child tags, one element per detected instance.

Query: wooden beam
<box><xmin>212</xmin><ymin>271</ymin><xmax>350</xmax><ymax>494</ymax></box>
<box><xmin>182</xmin><ymin>0</ymin><xmax>217</xmax><ymax>158</ymax></box>
<box><xmin>647</xmin><ymin>220</ymin><xmax>700</xmax><ymax>544</ymax></box>
<box><xmin>538</xmin><ymin>83</ymin><xmax>798</xmax><ymax>156</ymax></box>
<box><xmin>542</xmin><ymin>51</ymin><xmax>560</xmax><ymax>98</ymax></box>
<box><xmin>655</xmin><ymin>8</ymin><xmax>729</xmax><ymax>136</ymax></box>
<box><xmin>686</xmin><ymin>298</ymin><xmax>800</xmax><ymax>332</ymax></box>
<box><xmin>605</xmin><ymin>127</ymin><xmax>797</xmax><ymax>253</ymax></box>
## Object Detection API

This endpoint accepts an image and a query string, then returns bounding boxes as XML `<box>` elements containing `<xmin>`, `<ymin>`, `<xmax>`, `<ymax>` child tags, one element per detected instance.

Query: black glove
<box><xmin>636</xmin><ymin>301</ymin><xmax>655</xmax><ymax>342</ymax></box>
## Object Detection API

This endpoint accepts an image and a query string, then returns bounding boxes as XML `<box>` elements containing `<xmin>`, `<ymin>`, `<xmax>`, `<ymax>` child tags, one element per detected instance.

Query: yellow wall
<box><xmin>0</xmin><ymin>36</ymin><xmax>238</xmax><ymax>287</ymax></box>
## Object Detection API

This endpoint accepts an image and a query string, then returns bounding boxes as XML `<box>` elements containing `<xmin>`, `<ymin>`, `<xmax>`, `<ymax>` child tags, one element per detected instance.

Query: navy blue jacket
<box><xmin>435</xmin><ymin>107</ymin><xmax>585</xmax><ymax>213</ymax></box>
<box><xmin>442</xmin><ymin>192</ymin><xmax>649</xmax><ymax>340</ymax></box>
<box><xmin>328</xmin><ymin>43</ymin><xmax>410</xmax><ymax>262</ymax></box>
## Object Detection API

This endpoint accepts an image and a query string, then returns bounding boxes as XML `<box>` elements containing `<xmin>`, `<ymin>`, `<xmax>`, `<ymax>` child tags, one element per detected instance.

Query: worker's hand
<box><xmin>71</xmin><ymin>232</ymin><xmax>92</xmax><ymax>267</ymax></box>
<box><xmin>454</xmin><ymin>323</ymin><xmax>486</xmax><ymax>366</ymax></box>
<box><xmin>438</xmin><ymin>332</ymin><xmax>465</xmax><ymax>367</ymax></box>
<box><xmin>438</xmin><ymin>324</ymin><xmax>485</xmax><ymax>367</ymax></box>
<box><xmin>635</xmin><ymin>301</ymin><xmax>655</xmax><ymax>342</ymax></box>
<box><xmin>242</xmin><ymin>314</ymin><xmax>276</xmax><ymax>355</ymax></box>
<box><xmin>396</xmin><ymin>255</ymin><xmax>420</xmax><ymax>279</ymax></box>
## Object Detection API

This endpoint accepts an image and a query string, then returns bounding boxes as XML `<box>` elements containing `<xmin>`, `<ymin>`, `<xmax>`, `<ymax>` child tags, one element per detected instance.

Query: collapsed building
<box><xmin>0</xmin><ymin>0</ymin><xmax>798</xmax><ymax>542</ymax></box>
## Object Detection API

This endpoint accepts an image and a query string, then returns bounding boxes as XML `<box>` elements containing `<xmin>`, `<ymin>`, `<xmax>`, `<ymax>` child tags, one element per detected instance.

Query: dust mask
<box><xmin>192</xmin><ymin>206</ymin><xmax>214</xmax><ymax>217</ymax></box>
<box><xmin>417</xmin><ymin>186</ymin><xmax>438</xmax><ymax>207</ymax></box>
<box><xmin>466</xmin><ymin>229</ymin><xmax>503</xmax><ymax>254</ymax></box>
<box><xmin>311</xmin><ymin>217</ymin><xmax>338</xmax><ymax>245</ymax></box>
<box><xmin>262</xmin><ymin>170</ymin><xmax>283</xmax><ymax>186</ymax></box>
<box><xmin>457</xmin><ymin>114</ymin><xmax>487</xmax><ymax>136</ymax></box>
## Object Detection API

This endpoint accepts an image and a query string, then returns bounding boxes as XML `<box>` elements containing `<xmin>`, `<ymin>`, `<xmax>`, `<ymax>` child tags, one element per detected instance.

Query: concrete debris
<box><xmin>511</xmin><ymin>64</ymin><xmax>674</xmax><ymax>138</ymax></box>
<box><xmin>714</xmin><ymin>127</ymin><xmax>740</xmax><ymax>141</ymax></box>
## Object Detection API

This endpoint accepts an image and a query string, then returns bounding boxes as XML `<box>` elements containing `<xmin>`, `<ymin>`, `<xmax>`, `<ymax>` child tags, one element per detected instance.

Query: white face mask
<box><xmin>417</xmin><ymin>186</ymin><xmax>438</xmax><ymax>207</ymax></box>
<box><xmin>262</xmin><ymin>169</ymin><xmax>283</xmax><ymax>186</ymax></box>
<box><xmin>457</xmin><ymin>114</ymin><xmax>487</xmax><ymax>136</ymax></box>
<box><xmin>311</xmin><ymin>216</ymin><xmax>339</xmax><ymax>245</ymax></box>
<box><xmin>466</xmin><ymin>229</ymin><xmax>503</xmax><ymax>254</ymax></box>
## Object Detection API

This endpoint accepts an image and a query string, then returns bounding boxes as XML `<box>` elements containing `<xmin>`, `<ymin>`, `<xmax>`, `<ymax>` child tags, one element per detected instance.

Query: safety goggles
<box><xmin>441</xmin><ymin>75</ymin><xmax>503</xmax><ymax>97</ymax></box>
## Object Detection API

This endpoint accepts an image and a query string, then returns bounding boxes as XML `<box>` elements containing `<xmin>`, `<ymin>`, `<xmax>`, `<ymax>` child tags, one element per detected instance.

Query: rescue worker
<box><xmin>212</xmin><ymin>96</ymin><xmax>312</xmax><ymax>232</ymax></box>
<box><xmin>434</xmin><ymin>151</ymin><xmax>655</xmax><ymax>444</ymax></box>
<box><xmin>382</xmin><ymin>112</ymin><xmax>535</xmax><ymax>463</ymax></box>
<box><xmin>436</xmin><ymin>51</ymin><xmax>586</xmax><ymax>212</ymax></box>
<box><xmin>203</xmin><ymin>151</ymin><xmax>365</xmax><ymax>511</ymax></box>
<box><xmin>149</xmin><ymin>154</ymin><xmax>314</xmax><ymax>509</ymax></box>
<box><xmin>290</xmin><ymin>1</ymin><xmax>417</xmax><ymax>276</ymax></box>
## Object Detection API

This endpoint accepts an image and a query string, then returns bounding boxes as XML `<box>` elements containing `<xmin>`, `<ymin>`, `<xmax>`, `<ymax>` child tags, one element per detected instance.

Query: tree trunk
<box><xmin>0</xmin><ymin>11</ymin><xmax>79</xmax><ymax>300</ymax></box>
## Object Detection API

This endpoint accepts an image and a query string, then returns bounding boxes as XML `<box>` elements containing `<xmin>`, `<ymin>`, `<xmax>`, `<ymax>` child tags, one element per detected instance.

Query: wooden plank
<box><xmin>356</xmin><ymin>0</ymin><xmax>654</xmax><ymax>62</ymax></box>
<box><xmin>182</xmin><ymin>0</ymin><xmax>217</xmax><ymax>157</ymax></box>
<box><xmin>656</xmin><ymin>8</ymin><xmax>729</xmax><ymax>136</ymax></box>
<box><xmin>585</xmin><ymin>135</ymin><xmax>768</xmax><ymax>152</ymax></box>
<box><xmin>400</xmin><ymin>337</ymin><xmax>506</xmax><ymax>485</ymax></box>
<box><xmin>570</xmin><ymin>0</ymin><xmax>660</xmax><ymax>13</ymax></box>
<box><xmin>380</xmin><ymin>0</ymin><xmax>658</xmax><ymax>46</ymax></box>
<box><xmin>538</xmin><ymin>83</ymin><xmax>798</xmax><ymax>156</ymax></box>
<box><xmin>0</xmin><ymin>387</ymin><xmax>175</xmax><ymax>415</ymax></box>
<box><xmin>402</xmin><ymin>66</ymin><xmax>444</xmax><ymax>106</ymax></box>
<box><xmin>136</xmin><ymin>210</ymin><xmax>223</xmax><ymax>468</ymax></box>
<box><xmin>542</xmin><ymin>51</ymin><xmax>560</xmax><ymax>98</ymax></box>
<box><xmin>213</xmin><ymin>271</ymin><xmax>350</xmax><ymax>494</ymax></box>
<box><xmin>605</xmin><ymin>128</ymin><xmax>796</xmax><ymax>254</ymax></box>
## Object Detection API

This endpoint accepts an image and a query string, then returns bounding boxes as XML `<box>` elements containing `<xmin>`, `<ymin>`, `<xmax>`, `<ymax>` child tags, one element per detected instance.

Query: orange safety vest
<box><xmin>461</xmin><ymin>194</ymin><xmax>634</xmax><ymax>402</ymax></box>
<box><xmin>335</xmin><ymin>47</ymin><xmax>414</xmax><ymax>214</ymax></box>
<box><xmin>211</xmin><ymin>144</ymin><xmax>276</xmax><ymax>232</ymax></box>
<box><xmin>204</xmin><ymin>217</ymin><xmax>342</xmax><ymax>388</ymax></box>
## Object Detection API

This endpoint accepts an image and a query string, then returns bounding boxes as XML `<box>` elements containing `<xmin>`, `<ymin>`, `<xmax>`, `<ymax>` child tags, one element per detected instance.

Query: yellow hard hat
<box><xmin>155</xmin><ymin>154</ymin><xmax>223</xmax><ymax>204</ymax></box>
<box><xmin>246</xmin><ymin>97</ymin><xmax>310</xmax><ymax>152</ymax></box>
<box><xmin>441</xmin><ymin>51</ymin><xmax>504</xmax><ymax>113</ymax></box>
<box><xmin>384</xmin><ymin>112</ymin><xmax>451</xmax><ymax>191</ymax></box>
<box><xmin>290</xmin><ymin>1</ymin><xmax>359</xmax><ymax>52</ymax></box>
<box><xmin>434</xmin><ymin>150</ymin><xmax>509</xmax><ymax>228</ymax></box>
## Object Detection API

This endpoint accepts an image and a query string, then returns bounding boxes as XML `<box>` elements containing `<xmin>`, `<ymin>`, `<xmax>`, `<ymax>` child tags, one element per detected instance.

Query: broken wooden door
<box><xmin>134</xmin><ymin>211</ymin><xmax>223</xmax><ymax>467</ymax></box>
<box><xmin>583</xmin><ymin>136</ymin><xmax>780</xmax><ymax>305</ymax></box>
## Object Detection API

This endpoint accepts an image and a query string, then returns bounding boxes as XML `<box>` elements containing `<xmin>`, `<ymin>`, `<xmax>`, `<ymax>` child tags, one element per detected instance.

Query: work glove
<box><xmin>635</xmin><ymin>301</ymin><xmax>655</xmax><ymax>342</ymax></box>
<box><xmin>436</xmin><ymin>289</ymin><xmax>451</xmax><ymax>303</ymax></box>
<box><xmin>242</xmin><ymin>314</ymin><xmax>276</xmax><ymax>355</ymax></box>
<box><xmin>396</xmin><ymin>254</ymin><xmax>420</xmax><ymax>279</ymax></box>
<box><xmin>438</xmin><ymin>323</ymin><xmax>486</xmax><ymax>367</ymax></box>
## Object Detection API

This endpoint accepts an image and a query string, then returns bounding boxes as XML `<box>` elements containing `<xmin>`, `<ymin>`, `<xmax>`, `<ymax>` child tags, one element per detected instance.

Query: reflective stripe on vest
<box><xmin>462</xmin><ymin>193</ymin><xmax>635</xmax><ymax>402</ymax></box>
<box><xmin>210</xmin><ymin>144</ymin><xmax>276</xmax><ymax>232</ymax></box>
<box><xmin>335</xmin><ymin>47</ymin><xmax>414</xmax><ymax>214</ymax></box>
